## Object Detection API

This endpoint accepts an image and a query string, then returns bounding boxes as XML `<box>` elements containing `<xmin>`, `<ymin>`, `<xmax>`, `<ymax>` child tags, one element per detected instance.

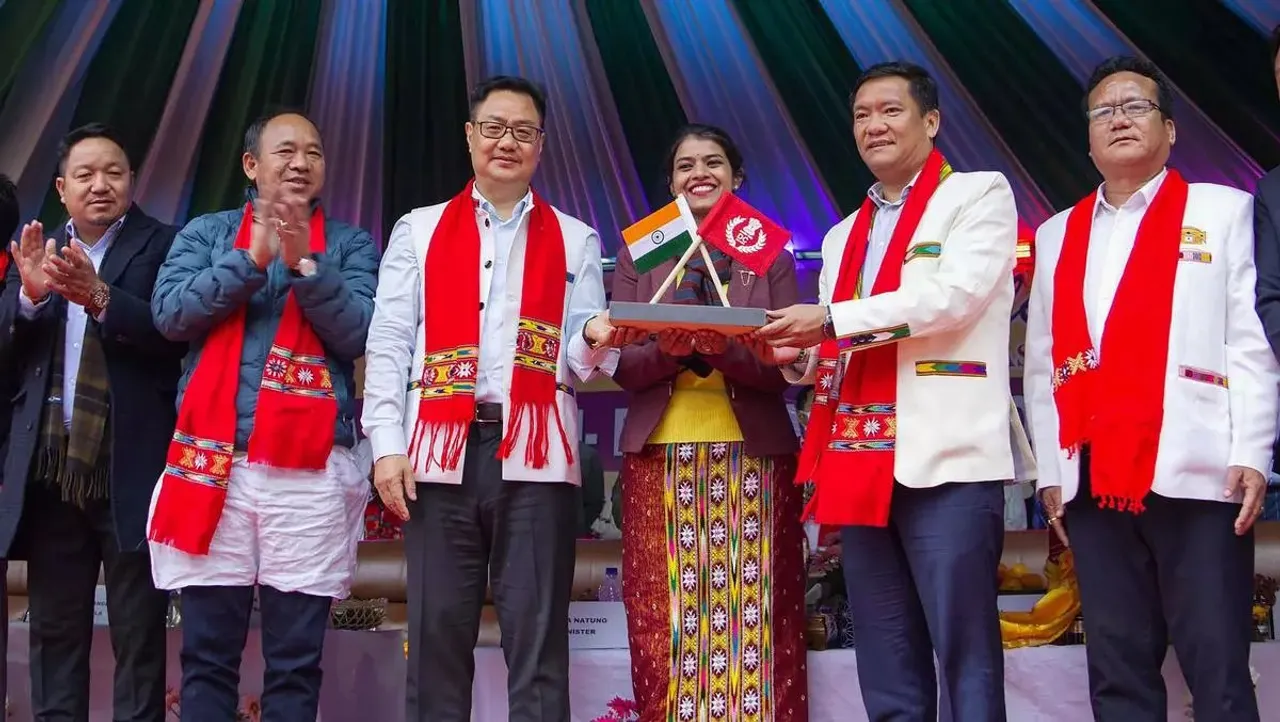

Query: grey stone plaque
<box><xmin>608</xmin><ymin>301</ymin><xmax>768</xmax><ymax>335</ymax></box>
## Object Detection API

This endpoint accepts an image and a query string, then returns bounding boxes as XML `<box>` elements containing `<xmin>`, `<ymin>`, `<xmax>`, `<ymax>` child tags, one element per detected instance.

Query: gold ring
<box><xmin>1047</xmin><ymin>516</ymin><xmax>1059</xmax><ymax>525</ymax></box>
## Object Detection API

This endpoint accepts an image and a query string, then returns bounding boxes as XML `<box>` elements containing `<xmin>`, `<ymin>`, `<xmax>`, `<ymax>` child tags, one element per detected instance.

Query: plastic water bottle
<box><xmin>597</xmin><ymin>567</ymin><xmax>623</xmax><ymax>601</ymax></box>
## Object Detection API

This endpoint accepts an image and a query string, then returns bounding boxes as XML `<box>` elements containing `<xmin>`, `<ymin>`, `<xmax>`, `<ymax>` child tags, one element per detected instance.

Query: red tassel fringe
<box><xmin>498</xmin><ymin>401</ymin><xmax>572</xmax><ymax>470</ymax></box>
<box><xmin>147</xmin><ymin>472</ymin><xmax>229</xmax><ymax>555</ymax></box>
<box><xmin>408</xmin><ymin>419</ymin><xmax>468</xmax><ymax>473</ymax></box>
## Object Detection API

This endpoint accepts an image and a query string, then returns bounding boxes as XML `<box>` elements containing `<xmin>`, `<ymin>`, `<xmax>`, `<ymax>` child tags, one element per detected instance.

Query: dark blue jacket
<box><xmin>150</xmin><ymin>206</ymin><xmax>379</xmax><ymax>450</ymax></box>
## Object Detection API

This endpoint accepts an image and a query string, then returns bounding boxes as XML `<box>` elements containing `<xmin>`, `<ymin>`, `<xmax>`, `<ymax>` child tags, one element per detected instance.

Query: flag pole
<box><xmin>648</xmin><ymin>237</ymin><xmax>702</xmax><ymax>303</ymax></box>
<box><xmin>697</xmin><ymin>243</ymin><xmax>731</xmax><ymax>307</ymax></box>
<box><xmin>677</xmin><ymin>194</ymin><xmax>731</xmax><ymax>308</ymax></box>
<box><xmin>648</xmin><ymin>194</ymin><xmax>703</xmax><ymax>304</ymax></box>
<box><xmin>680</xmin><ymin>194</ymin><xmax>732</xmax><ymax>307</ymax></box>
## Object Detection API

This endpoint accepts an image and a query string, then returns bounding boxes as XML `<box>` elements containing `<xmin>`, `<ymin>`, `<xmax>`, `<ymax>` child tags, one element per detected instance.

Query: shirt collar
<box><xmin>65</xmin><ymin>213</ymin><xmax>127</xmax><ymax>252</ymax></box>
<box><xmin>472</xmin><ymin>184</ymin><xmax>534</xmax><ymax>224</ymax></box>
<box><xmin>867</xmin><ymin>168</ymin><xmax>923</xmax><ymax>210</ymax></box>
<box><xmin>1094</xmin><ymin>167</ymin><xmax>1168</xmax><ymax>216</ymax></box>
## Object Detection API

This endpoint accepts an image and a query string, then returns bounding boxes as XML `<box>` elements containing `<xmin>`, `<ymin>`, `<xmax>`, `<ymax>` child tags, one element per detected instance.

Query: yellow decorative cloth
<box><xmin>999</xmin><ymin>550</ymin><xmax>1082</xmax><ymax>648</ymax></box>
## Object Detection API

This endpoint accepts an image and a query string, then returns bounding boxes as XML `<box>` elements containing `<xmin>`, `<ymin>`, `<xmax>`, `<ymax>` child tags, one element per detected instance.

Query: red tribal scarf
<box><xmin>148</xmin><ymin>204</ymin><xmax>337</xmax><ymax>554</ymax></box>
<box><xmin>798</xmin><ymin>149</ymin><xmax>952</xmax><ymax>526</ymax></box>
<box><xmin>408</xmin><ymin>180</ymin><xmax>573</xmax><ymax>473</ymax></box>
<box><xmin>1051</xmin><ymin>169</ymin><xmax>1187</xmax><ymax>512</ymax></box>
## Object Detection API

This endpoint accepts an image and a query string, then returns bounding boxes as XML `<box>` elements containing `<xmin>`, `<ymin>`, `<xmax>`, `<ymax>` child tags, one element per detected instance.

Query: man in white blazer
<box><xmin>361</xmin><ymin>75</ymin><xmax>621</xmax><ymax>722</ymax></box>
<box><xmin>1024</xmin><ymin>56</ymin><xmax>1277</xmax><ymax>722</ymax></box>
<box><xmin>758</xmin><ymin>61</ymin><xmax>1018</xmax><ymax>722</ymax></box>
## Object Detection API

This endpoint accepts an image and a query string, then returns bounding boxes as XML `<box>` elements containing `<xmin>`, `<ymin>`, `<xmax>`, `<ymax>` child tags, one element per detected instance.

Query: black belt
<box><xmin>475</xmin><ymin>403</ymin><xmax>503</xmax><ymax>423</ymax></box>
<box><xmin>406</xmin><ymin>382</ymin><xmax>575</xmax><ymax>427</ymax></box>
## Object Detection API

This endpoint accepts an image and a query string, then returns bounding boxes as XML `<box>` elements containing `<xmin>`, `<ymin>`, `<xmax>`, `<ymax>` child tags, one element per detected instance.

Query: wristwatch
<box><xmin>821</xmin><ymin>306</ymin><xmax>836</xmax><ymax>341</ymax></box>
<box><xmin>291</xmin><ymin>257</ymin><xmax>318</xmax><ymax>278</ymax></box>
<box><xmin>85</xmin><ymin>282</ymin><xmax>111</xmax><ymax>318</ymax></box>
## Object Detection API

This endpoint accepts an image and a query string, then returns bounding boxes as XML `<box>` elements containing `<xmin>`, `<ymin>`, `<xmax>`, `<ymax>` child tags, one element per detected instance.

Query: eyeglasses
<box><xmin>1087</xmin><ymin>99</ymin><xmax>1161</xmax><ymax>124</ymax></box>
<box><xmin>475</xmin><ymin>121</ymin><xmax>544</xmax><ymax>144</ymax></box>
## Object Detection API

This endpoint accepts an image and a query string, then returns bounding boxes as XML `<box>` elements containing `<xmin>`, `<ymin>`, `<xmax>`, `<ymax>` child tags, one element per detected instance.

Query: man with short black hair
<box><xmin>363</xmin><ymin>74</ymin><xmax>622</xmax><ymax>721</ymax></box>
<box><xmin>1029</xmin><ymin>56</ymin><xmax>1277</xmax><ymax>722</ymax></box>
<box><xmin>758</xmin><ymin>60</ymin><xmax>1020</xmax><ymax>721</ymax></box>
<box><xmin>149</xmin><ymin>109</ymin><xmax>378</xmax><ymax>720</ymax></box>
<box><xmin>0</xmin><ymin>123</ymin><xmax>181</xmax><ymax>721</ymax></box>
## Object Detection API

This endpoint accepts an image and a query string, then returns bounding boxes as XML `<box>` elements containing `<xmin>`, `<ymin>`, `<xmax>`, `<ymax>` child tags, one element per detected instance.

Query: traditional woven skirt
<box><xmin>621</xmin><ymin>442</ymin><xmax>808</xmax><ymax>722</ymax></box>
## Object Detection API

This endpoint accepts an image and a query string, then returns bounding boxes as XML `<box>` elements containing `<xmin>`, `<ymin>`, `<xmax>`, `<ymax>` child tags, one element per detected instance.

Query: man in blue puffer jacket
<box><xmin>147</xmin><ymin>109</ymin><xmax>379</xmax><ymax>721</ymax></box>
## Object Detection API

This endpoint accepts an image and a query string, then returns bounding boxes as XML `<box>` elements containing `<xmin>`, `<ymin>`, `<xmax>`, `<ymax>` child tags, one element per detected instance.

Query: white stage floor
<box><xmin>5</xmin><ymin>625</ymin><xmax>1278</xmax><ymax>720</ymax></box>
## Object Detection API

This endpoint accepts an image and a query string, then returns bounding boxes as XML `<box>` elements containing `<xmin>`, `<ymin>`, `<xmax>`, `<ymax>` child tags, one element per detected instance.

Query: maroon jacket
<box><xmin>611</xmin><ymin>245</ymin><xmax>800</xmax><ymax>458</ymax></box>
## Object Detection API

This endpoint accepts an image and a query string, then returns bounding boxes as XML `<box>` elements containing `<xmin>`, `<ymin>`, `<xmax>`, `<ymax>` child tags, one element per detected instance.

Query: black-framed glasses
<box><xmin>475</xmin><ymin>121</ymin><xmax>544</xmax><ymax>144</ymax></box>
<box><xmin>1087</xmin><ymin>99</ymin><xmax>1161</xmax><ymax>123</ymax></box>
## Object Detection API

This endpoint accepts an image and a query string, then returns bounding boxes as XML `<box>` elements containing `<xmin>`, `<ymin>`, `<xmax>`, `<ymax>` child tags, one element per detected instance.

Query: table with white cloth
<box><xmin>5</xmin><ymin>625</ymin><xmax>1278</xmax><ymax>720</ymax></box>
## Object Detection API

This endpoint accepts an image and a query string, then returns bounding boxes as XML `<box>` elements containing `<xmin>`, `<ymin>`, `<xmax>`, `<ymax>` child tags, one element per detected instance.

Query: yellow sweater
<box><xmin>646</xmin><ymin>268</ymin><xmax>743</xmax><ymax>444</ymax></box>
<box><xmin>648</xmin><ymin>369</ymin><xmax>744</xmax><ymax>444</ymax></box>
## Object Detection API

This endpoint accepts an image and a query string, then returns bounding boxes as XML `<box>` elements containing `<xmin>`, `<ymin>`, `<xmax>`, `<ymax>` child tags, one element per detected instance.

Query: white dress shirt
<box><xmin>476</xmin><ymin>187</ymin><xmax>530</xmax><ymax>402</ymax></box>
<box><xmin>861</xmin><ymin>173</ymin><xmax>917</xmax><ymax>292</ymax></box>
<box><xmin>1084</xmin><ymin>168</ymin><xmax>1168</xmax><ymax>346</ymax></box>
<box><xmin>18</xmin><ymin>216</ymin><xmax>125</xmax><ymax>427</ymax></box>
<box><xmin>361</xmin><ymin>188</ymin><xmax>614</xmax><ymax>472</ymax></box>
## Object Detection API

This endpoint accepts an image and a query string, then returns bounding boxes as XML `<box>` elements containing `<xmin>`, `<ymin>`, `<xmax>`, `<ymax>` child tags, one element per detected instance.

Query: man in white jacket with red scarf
<box><xmin>758</xmin><ymin>61</ymin><xmax>1019</xmax><ymax>722</ymax></box>
<box><xmin>361</xmin><ymin>75</ymin><xmax>622</xmax><ymax>722</ymax></box>
<box><xmin>1024</xmin><ymin>56</ymin><xmax>1279</xmax><ymax>722</ymax></box>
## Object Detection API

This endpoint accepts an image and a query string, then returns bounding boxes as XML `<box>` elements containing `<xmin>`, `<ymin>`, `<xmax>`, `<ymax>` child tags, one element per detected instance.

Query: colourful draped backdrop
<box><xmin>0</xmin><ymin>0</ymin><xmax>1274</xmax><ymax>267</ymax></box>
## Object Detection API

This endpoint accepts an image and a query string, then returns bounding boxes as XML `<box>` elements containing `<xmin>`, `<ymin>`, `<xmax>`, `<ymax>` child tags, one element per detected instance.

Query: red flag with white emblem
<box><xmin>697</xmin><ymin>192</ymin><xmax>792</xmax><ymax>276</ymax></box>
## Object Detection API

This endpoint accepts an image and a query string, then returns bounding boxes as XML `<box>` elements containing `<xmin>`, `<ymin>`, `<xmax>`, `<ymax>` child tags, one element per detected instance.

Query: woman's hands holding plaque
<box><xmin>656</xmin><ymin>329</ymin><xmax>695</xmax><ymax>356</ymax></box>
<box><xmin>692</xmin><ymin>330</ymin><xmax>729</xmax><ymax>355</ymax></box>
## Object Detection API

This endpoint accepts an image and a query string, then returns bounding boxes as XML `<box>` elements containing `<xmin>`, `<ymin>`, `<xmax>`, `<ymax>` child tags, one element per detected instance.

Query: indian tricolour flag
<box><xmin>621</xmin><ymin>196</ymin><xmax>696</xmax><ymax>273</ymax></box>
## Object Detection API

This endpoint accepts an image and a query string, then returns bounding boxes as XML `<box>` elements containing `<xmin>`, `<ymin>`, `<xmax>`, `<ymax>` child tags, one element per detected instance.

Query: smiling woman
<box><xmin>610</xmin><ymin>124</ymin><xmax>809</xmax><ymax>722</ymax></box>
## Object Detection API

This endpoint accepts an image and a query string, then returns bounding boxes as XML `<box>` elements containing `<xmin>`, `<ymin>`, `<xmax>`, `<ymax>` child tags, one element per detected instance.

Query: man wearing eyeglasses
<box><xmin>1024</xmin><ymin>56</ymin><xmax>1276</xmax><ymax>722</ymax></box>
<box><xmin>361</xmin><ymin>75</ymin><xmax>624</xmax><ymax>721</ymax></box>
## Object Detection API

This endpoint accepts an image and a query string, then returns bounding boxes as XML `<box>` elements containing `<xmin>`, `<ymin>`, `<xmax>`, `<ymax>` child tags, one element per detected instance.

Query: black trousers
<box><xmin>22</xmin><ymin>484</ymin><xmax>169</xmax><ymax>722</ymax></box>
<box><xmin>1069</xmin><ymin>455</ymin><xmax>1259</xmax><ymax>722</ymax></box>
<box><xmin>178</xmin><ymin>585</ymin><xmax>332</xmax><ymax>722</ymax></box>
<box><xmin>404</xmin><ymin>421</ymin><xmax>578</xmax><ymax>722</ymax></box>
<box><xmin>1</xmin><ymin>559</ymin><xmax>8</xmax><ymax>714</ymax></box>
